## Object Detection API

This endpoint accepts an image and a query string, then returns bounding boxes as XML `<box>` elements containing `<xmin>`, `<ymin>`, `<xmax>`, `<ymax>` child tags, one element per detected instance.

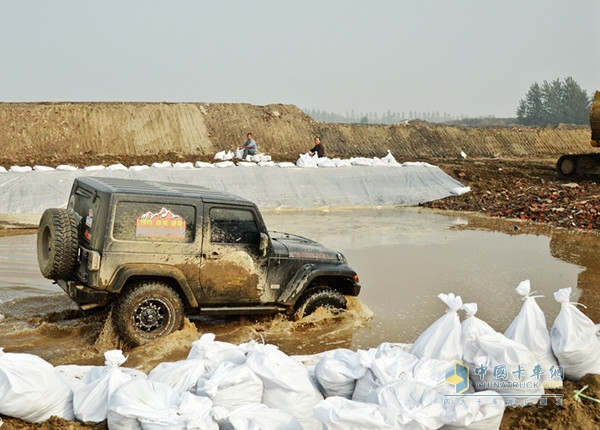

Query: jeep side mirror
<box><xmin>259</xmin><ymin>233</ymin><xmax>269</xmax><ymax>257</ymax></box>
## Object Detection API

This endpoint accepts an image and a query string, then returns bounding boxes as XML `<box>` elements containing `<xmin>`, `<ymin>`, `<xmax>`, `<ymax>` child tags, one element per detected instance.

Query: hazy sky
<box><xmin>1</xmin><ymin>1</ymin><xmax>598</xmax><ymax>118</ymax></box>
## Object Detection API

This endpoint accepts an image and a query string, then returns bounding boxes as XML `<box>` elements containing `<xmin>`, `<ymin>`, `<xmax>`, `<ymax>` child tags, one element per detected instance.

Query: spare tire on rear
<box><xmin>37</xmin><ymin>208</ymin><xmax>79</xmax><ymax>279</ymax></box>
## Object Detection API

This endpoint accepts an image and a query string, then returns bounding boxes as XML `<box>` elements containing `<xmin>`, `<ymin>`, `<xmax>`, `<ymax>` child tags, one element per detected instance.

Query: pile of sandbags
<box><xmin>2</xmin><ymin>281</ymin><xmax>599</xmax><ymax>429</ymax></box>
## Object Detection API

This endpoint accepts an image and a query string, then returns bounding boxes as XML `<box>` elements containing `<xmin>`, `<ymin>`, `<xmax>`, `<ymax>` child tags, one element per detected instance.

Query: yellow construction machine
<box><xmin>556</xmin><ymin>91</ymin><xmax>600</xmax><ymax>177</ymax></box>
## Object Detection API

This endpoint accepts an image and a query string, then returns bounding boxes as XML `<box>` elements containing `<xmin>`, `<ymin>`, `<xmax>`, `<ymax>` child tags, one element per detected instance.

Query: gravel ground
<box><xmin>425</xmin><ymin>157</ymin><xmax>600</xmax><ymax>232</ymax></box>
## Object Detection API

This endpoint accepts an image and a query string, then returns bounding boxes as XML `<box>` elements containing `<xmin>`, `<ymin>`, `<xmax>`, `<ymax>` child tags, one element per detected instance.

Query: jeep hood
<box><xmin>269</xmin><ymin>231</ymin><xmax>345</xmax><ymax>263</ymax></box>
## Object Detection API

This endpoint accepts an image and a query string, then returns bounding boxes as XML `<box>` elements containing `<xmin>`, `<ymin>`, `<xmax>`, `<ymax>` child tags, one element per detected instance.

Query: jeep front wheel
<box><xmin>293</xmin><ymin>287</ymin><xmax>347</xmax><ymax>320</ymax></box>
<box><xmin>112</xmin><ymin>281</ymin><xmax>184</xmax><ymax>347</ymax></box>
<box><xmin>37</xmin><ymin>208</ymin><xmax>79</xmax><ymax>279</ymax></box>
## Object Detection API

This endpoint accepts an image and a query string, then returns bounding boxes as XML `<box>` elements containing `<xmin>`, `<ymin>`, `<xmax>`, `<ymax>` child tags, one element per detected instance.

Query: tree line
<box><xmin>516</xmin><ymin>77</ymin><xmax>591</xmax><ymax>126</ymax></box>
<box><xmin>304</xmin><ymin>77</ymin><xmax>592</xmax><ymax>127</ymax></box>
<box><xmin>303</xmin><ymin>109</ymin><xmax>464</xmax><ymax>125</ymax></box>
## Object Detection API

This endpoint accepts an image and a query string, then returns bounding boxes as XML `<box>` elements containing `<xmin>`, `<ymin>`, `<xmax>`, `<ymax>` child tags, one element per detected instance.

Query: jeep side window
<box><xmin>209</xmin><ymin>207</ymin><xmax>259</xmax><ymax>245</ymax></box>
<box><xmin>113</xmin><ymin>202</ymin><xmax>196</xmax><ymax>243</ymax></box>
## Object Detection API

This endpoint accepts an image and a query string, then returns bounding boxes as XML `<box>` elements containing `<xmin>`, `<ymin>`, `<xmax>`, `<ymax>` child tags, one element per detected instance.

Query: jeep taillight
<box><xmin>87</xmin><ymin>250</ymin><xmax>101</xmax><ymax>271</ymax></box>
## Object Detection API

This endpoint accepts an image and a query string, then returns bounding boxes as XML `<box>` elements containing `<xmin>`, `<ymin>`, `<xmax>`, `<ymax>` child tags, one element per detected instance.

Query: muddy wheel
<box><xmin>112</xmin><ymin>281</ymin><xmax>184</xmax><ymax>347</ymax></box>
<box><xmin>37</xmin><ymin>208</ymin><xmax>79</xmax><ymax>279</ymax></box>
<box><xmin>293</xmin><ymin>287</ymin><xmax>347</xmax><ymax>320</ymax></box>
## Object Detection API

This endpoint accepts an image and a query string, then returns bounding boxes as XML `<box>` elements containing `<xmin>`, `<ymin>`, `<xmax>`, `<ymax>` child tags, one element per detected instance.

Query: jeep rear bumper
<box><xmin>57</xmin><ymin>280</ymin><xmax>111</xmax><ymax>309</ymax></box>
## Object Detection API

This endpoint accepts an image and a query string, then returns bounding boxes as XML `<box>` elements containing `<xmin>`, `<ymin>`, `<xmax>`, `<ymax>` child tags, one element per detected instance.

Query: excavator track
<box><xmin>557</xmin><ymin>153</ymin><xmax>600</xmax><ymax>178</ymax></box>
<box><xmin>556</xmin><ymin>91</ymin><xmax>600</xmax><ymax>178</ymax></box>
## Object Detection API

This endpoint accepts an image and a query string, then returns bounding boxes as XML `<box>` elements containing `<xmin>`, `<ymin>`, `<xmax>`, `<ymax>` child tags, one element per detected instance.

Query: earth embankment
<box><xmin>0</xmin><ymin>102</ymin><xmax>593</xmax><ymax>168</ymax></box>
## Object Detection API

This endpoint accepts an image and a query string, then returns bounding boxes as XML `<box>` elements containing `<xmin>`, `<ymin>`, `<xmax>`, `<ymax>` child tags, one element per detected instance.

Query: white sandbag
<box><xmin>241</xmin><ymin>341</ymin><xmax>323</xmax><ymax>430</ymax></box>
<box><xmin>249</xmin><ymin>153</ymin><xmax>270</xmax><ymax>162</ymax></box>
<box><xmin>84</xmin><ymin>165</ymin><xmax>106</xmax><ymax>171</ymax></box>
<box><xmin>333</xmin><ymin>158</ymin><xmax>353</xmax><ymax>168</ymax></box>
<box><xmin>441</xmin><ymin>390</ymin><xmax>505</xmax><ymax>430</ymax></box>
<box><xmin>73</xmin><ymin>350</ymin><xmax>145</xmax><ymax>423</ymax></box>
<box><xmin>173</xmin><ymin>162</ymin><xmax>194</xmax><ymax>169</ymax></box>
<box><xmin>107</xmin><ymin>163</ymin><xmax>128</xmax><ymax>171</ymax></box>
<box><xmin>504</xmin><ymin>280</ymin><xmax>558</xmax><ymax>381</ymax></box>
<box><xmin>138</xmin><ymin>392</ymin><xmax>217</xmax><ymax>430</ymax></box>
<box><xmin>56</xmin><ymin>164</ymin><xmax>79</xmax><ymax>172</ymax></box>
<box><xmin>196</xmin><ymin>361</ymin><xmax>263</xmax><ymax>412</ymax></box>
<box><xmin>371</xmin><ymin>157</ymin><xmax>387</xmax><ymax>167</ymax></box>
<box><xmin>0</xmin><ymin>349</ymin><xmax>74</xmax><ymax>423</ymax></box>
<box><xmin>34</xmin><ymin>165</ymin><xmax>55</xmax><ymax>171</ymax></box>
<box><xmin>235</xmin><ymin>148</ymin><xmax>244</xmax><ymax>159</ymax></box>
<box><xmin>151</xmin><ymin>161</ymin><xmax>172</xmax><ymax>168</ymax></box>
<box><xmin>55</xmin><ymin>364</ymin><xmax>95</xmax><ymax>391</ymax></box>
<box><xmin>226</xmin><ymin>403</ymin><xmax>302</xmax><ymax>430</ymax></box>
<box><xmin>215</xmin><ymin>150</ymin><xmax>235</xmax><ymax>160</ymax></box>
<box><xmin>214</xmin><ymin>161</ymin><xmax>235</xmax><ymax>168</ymax></box>
<box><xmin>450</xmin><ymin>186</ymin><xmax>472</xmax><ymax>196</ymax></box>
<box><xmin>316</xmin><ymin>157</ymin><xmax>337</xmax><ymax>168</ymax></box>
<box><xmin>409</xmin><ymin>293</ymin><xmax>463</xmax><ymax>362</ymax></box>
<box><xmin>313</xmin><ymin>348</ymin><xmax>368</xmax><ymax>399</ymax></box>
<box><xmin>9</xmin><ymin>165</ymin><xmax>33</xmax><ymax>172</ymax></box>
<box><xmin>350</xmin><ymin>157</ymin><xmax>374</xmax><ymax>166</ymax></box>
<box><xmin>412</xmin><ymin>356</ymin><xmax>460</xmax><ymax>395</ymax></box>
<box><xmin>107</xmin><ymin>379</ymin><xmax>185</xmax><ymax>430</ymax></box>
<box><xmin>276</xmin><ymin>161</ymin><xmax>296</xmax><ymax>168</ymax></box>
<box><xmin>186</xmin><ymin>333</ymin><xmax>247</xmax><ymax>371</ymax></box>
<box><xmin>352</xmin><ymin>343</ymin><xmax>418</xmax><ymax>402</ymax></box>
<box><xmin>237</xmin><ymin>161</ymin><xmax>258</xmax><ymax>167</ymax></box>
<box><xmin>195</xmin><ymin>161</ymin><xmax>215</xmax><ymax>168</ymax></box>
<box><xmin>382</xmin><ymin>150</ymin><xmax>402</xmax><ymax>167</ymax></box>
<box><xmin>367</xmin><ymin>381</ymin><xmax>447</xmax><ymax>429</ymax></box>
<box><xmin>313</xmin><ymin>396</ymin><xmax>399</xmax><ymax>429</ymax></box>
<box><xmin>469</xmin><ymin>331</ymin><xmax>544</xmax><ymax>405</ymax></box>
<box><xmin>296</xmin><ymin>152</ymin><xmax>319</xmax><ymax>168</ymax></box>
<box><xmin>147</xmin><ymin>357</ymin><xmax>208</xmax><ymax>393</ymax></box>
<box><xmin>129</xmin><ymin>165</ymin><xmax>149</xmax><ymax>171</ymax></box>
<box><xmin>550</xmin><ymin>287</ymin><xmax>600</xmax><ymax>381</ymax></box>
<box><xmin>461</xmin><ymin>302</ymin><xmax>497</xmax><ymax>367</ymax></box>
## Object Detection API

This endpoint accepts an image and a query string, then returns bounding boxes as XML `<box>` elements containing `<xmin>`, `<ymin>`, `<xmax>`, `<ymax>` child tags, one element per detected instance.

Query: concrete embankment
<box><xmin>0</xmin><ymin>102</ymin><xmax>592</xmax><ymax>167</ymax></box>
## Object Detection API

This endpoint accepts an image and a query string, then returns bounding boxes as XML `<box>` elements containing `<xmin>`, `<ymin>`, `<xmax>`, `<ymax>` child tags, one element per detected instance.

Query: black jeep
<box><xmin>37</xmin><ymin>177</ymin><xmax>361</xmax><ymax>346</ymax></box>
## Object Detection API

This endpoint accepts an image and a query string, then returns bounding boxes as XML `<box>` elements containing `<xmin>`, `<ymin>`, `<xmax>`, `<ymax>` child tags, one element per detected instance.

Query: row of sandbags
<box><xmin>409</xmin><ymin>281</ymin><xmax>600</xmax><ymax>403</ymax></box>
<box><xmin>1</xmin><ymin>333</ymin><xmax>505</xmax><ymax>429</ymax></box>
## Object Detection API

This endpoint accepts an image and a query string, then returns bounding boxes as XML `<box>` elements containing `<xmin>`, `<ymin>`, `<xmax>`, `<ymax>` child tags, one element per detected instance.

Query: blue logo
<box><xmin>446</xmin><ymin>361</ymin><xmax>469</xmax><ymax>394</ymax></box>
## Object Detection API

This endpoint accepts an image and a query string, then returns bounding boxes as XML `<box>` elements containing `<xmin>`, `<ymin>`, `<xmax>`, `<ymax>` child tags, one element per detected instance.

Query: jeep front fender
<box><xmin>106</xmin><ymin>264</ymin><xmax>199</xmax><ymax>307</ymax></box>
<box><xmin>277</xmin><ymin>263</ymin><xmax>360</xmax><ymax>306</ymax></box>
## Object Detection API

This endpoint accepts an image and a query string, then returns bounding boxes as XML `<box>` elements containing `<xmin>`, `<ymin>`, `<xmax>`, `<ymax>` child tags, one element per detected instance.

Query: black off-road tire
<box><xmin>293</xmin><ymin>287</ymin><xmax>347</xmax><ymax>320</ymax></box>
<box><xmin>37</xmin><ymin>208</ymin><xmax>79</xmax><ymax>279</ymax></box>
<box><xmin>112</xmin><ymin>281</ymin><xmax>184</xmax><ymax>347</ymax></box>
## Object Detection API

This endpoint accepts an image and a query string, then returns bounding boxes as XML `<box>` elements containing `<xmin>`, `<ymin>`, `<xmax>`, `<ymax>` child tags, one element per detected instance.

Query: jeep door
<box><xmin>199</xmin><ymin>205</ymin><xmax>267</xmax><ymax>304</ymax></box>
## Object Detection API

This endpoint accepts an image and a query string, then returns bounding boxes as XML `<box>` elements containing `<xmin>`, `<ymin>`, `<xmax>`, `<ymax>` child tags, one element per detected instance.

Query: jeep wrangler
<box><xmin>37</xmin><ymin>177</ymin><xmax>361</xmax><ymax>346</ymax></box>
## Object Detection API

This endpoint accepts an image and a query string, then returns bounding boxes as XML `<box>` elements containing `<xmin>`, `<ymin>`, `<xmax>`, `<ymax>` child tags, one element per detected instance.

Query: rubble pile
<box><xmin>423</xmin><ymin>160</ymin><xmax>600</xmax><ymax>231</ymax></box>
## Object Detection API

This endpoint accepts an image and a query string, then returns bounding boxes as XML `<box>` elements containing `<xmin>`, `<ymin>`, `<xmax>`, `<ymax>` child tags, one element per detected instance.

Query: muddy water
<box><xmin>0</xmin><ymin>208</ymin><xmax>596</xmax><ymax>373</ymax></box>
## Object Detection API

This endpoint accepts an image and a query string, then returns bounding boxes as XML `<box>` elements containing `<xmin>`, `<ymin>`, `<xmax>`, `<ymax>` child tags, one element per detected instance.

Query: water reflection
<box><xmin>0</xmin><ymin>208</ymin><xmax>593</xmax><ymax>366</ymax></box>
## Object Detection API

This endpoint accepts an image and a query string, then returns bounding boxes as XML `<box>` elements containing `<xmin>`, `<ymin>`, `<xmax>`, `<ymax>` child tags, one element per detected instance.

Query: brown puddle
<box><xmin>0</xmin><ymin>208</ymin><xmax>595</xmax><ymax>371</ymax></box>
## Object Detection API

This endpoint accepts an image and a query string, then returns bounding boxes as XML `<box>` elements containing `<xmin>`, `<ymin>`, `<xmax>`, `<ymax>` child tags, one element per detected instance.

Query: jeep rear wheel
<box><xmin>293</xmin><ymin>287</ymin><xmax>347</xmax><ymax>320</ymax></box>
<box><xmin>112</xmin><ymin>281</ymin><xmax>184</xmax><ymax>347</ymax></box>
<box><xmin>37</xmin><ymin>208</ymin><xmax>79</xmax><ymax>279</ymax></box>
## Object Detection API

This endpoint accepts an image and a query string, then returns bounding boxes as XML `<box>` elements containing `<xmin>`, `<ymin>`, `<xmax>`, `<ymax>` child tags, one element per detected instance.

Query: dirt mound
<box><xmin>0</xmin><ymin>102</ymin><xmax>593</xmax><ymax>169</ymax></box>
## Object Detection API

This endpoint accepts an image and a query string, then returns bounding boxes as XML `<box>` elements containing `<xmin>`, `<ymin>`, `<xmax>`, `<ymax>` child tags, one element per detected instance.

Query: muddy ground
<box><xmin>1</xmin><ymin>102</ymin><xmax>600</xmax><ymax>428</ymax></box>
<box><xmin>3</xmin><ymin>155</ymin><xmax>600</xmax><ymax>429</ymax></box>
